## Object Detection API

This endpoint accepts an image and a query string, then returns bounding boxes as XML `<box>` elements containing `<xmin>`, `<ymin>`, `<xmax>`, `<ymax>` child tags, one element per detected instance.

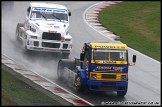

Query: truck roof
<box><xmin>30</xmin><ymin>2</ymin><xmax>68</xmax><ymax>10</ymax></box>
<box><xmin>89</xmin><ymin>42</ymin><xmax>128</xmax><ymax>50</ymax></box>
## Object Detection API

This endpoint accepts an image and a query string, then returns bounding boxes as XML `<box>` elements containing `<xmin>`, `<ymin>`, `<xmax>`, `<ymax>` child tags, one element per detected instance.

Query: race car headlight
<box><xmin>30</xmin><ymin>36</ymin><xmax>37</xmax><ymax>39</ymax></box>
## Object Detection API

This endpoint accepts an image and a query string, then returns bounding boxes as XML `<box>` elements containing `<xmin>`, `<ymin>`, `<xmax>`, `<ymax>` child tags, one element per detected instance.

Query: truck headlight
<box><xmin>30</xmin><ymin>26</ymin><xmax>36</xmax><ymax>32</ymax></box>
<box><xmin>121</xmin><ymin>75</ymin><xmax>127</xmax><ymax>81</ymax></box>
<box><xmin>91</xmin><ymin>74</ymin><xmax>97</xmax><ymax>80</ymax></box>
<box><xmin>30</xmin><ymin>36</ymin><xmax>37</xmax><ymax>39</ymax></box>
<box><xmin>69</xmin><ymin>44</ymin><xmax>72</xmax><ymax>49</ymax></box>
<box><xmin>65</xmin><ymin>38</ymin><xmax>71</xmax><ymax>41</ymax></box>
<box><xmin>28</xmin><ymin>40</ymin><xmax>33</xmax><ymax>45</ymax></box>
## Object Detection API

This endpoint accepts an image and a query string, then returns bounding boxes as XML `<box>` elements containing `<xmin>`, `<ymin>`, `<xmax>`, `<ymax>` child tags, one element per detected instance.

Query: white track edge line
<box><xmin>2</xmin><ymin>54</ymin><xmax>94</xmax><ymax>106</ymax></box>
<box><xmin>83</xmin><ymin>1</ymin><xmax>160</xmax><ymax>64</ymax></box>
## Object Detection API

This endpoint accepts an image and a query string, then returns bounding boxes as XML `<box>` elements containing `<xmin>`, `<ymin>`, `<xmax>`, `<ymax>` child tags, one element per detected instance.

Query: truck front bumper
<box><xmin>87</xmin><ymin>80</ymin><xmax>128</xmax><ymax>92</ymax></box>
<box><xmin>26</xmin><ymin>39</ymin><xmax>72</xmax><ymax>53</ymax></box>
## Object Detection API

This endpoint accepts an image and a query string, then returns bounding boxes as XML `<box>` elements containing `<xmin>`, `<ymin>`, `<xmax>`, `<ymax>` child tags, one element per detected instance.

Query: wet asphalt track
<box><xmin>2</xmin><ymin>1</ymin><xmax>161</xmax><ymax>106</ymax></box>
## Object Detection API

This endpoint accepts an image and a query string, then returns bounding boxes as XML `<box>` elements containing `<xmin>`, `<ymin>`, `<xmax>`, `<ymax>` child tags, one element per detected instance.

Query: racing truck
<box><xmin>16</xmin><ymin>2</ymin><xmax>72</xmax><ymax>56</ymax></box>
<box><xmin>57</xmin><ymin>41</ymin><xmax>136</xmax><ymax>97</ymax></box>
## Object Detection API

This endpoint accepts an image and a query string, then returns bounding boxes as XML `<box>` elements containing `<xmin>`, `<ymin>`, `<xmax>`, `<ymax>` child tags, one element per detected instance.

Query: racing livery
<box><xmin>57</xmin><ymin>41</ymin><xmax>136</xmax><ymax>97</ymax></box>
<box><xmin>16</xmin><ymin>2</ymin><xmax>72</xmax><ymax>55</ymax></box>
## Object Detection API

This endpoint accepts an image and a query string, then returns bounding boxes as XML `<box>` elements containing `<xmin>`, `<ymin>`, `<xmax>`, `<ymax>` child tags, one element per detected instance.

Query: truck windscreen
<box><xmin>93</xmin><ymin>50</ymin><xmax>127</xmax><ymax>61</ymax></box>
<box><xmin>30</xmin><ymin>11</ymin><xmax>68</xmax><ymax>21</ymax></box>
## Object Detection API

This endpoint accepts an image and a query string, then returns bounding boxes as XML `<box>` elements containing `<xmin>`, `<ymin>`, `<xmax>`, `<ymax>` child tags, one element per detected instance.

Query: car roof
<box><xmin>30</xmin><ymin>2</ymin><xmax>68</xmax><ymax>10</ymax></box>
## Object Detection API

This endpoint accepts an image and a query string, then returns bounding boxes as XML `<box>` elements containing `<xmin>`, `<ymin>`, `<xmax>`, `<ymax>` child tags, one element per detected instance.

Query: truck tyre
<box><xmin>16</xmin><ymin>23</ymin><xmax>24</xmax><ymax>41</ymax></box>
<box><xmin>23</xmin><ymin>37</ymin><xmax>31</xmax><ymax>53</ymax></box>
<box><xmin>117</xmin><ymin>87</ymin><xmax>127</xmax><ymax>97</ymax></box>
<box><xmin>74</xmin><ymin>73</ymin><xmax>85</xmax><ymax>92</ymax></box>
<box><xmin>57</xmin><ymin>60</ymin><xmax>64</xmax><ymax>80</ymax></box>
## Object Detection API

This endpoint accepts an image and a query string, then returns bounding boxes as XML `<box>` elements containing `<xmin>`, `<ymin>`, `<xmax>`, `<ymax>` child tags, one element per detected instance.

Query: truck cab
<box><xmin>57</xmin><ymin>41</ymin><xmax>136</xmax><ymax>97</ymax></box>
<box><xmin>16</xmin><ymin>2</ymin><xmax>72</xmax><ymax>55</ymax></box>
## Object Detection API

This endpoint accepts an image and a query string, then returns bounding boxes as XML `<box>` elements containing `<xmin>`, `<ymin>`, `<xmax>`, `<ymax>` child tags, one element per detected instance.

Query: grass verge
<box><xmin>1</xmin><ymin>68</ymin><xmax>62</xmax><ymax>106</ymax></box>
<box><xmin>98</xmin><ymin>1</ymin><xmax>160</xmax><ymax>61</ymax></box>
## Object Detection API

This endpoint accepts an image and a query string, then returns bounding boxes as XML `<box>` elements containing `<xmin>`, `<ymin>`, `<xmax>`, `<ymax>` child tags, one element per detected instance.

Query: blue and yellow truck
<box><xmin>57</xmin><ymin>41</ymin><xmax>136</xmax><ymax>97</ymax></box>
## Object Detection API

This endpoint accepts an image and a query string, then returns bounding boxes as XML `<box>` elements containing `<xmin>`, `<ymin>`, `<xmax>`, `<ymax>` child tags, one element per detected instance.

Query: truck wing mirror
<box><xmin>27</xmin><ymin>7</ymin><xmax>30</xmax><ymax>12</ymax></box>
<box><xmin>80</xmin><ymin>53</ymin><xmax>84</xmax><ymax>61</ymax></box>
<box><xmin>68</xmin><ymin>11</ymin><xmax>71</xmax><ymax>16</ymax></box>
<box><xmin>133</xmin><ymin>55</ymin><xmax>136</xmax><ymax>63</ymax></box>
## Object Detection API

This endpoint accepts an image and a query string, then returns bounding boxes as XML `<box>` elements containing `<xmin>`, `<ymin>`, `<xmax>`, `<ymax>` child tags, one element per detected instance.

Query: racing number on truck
<box><xmin>120</xmin><ymin>52</ymin><xmax>125</xmax><ymax>59</ymax></box>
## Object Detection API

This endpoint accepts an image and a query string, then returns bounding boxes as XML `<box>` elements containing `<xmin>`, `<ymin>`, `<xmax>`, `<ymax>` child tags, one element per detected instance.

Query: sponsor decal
<box><xmin>96</xmin><ymin>66</ymin><xmax>124</xmax><ymax>72</ymax></box>
<box><xmin>32</xmin><ymin>7</ymin><xmax>67</xmax><ymax>13</ymax></box>
<box><xmin>47</xmin><ymin>23</ymin><xmax>55</xmax><ymax>25</ymax></box>
<box><xmin>54</xmin><ymin>26</ymin><xmax>60</xmax><ymax>29</ymax></box>
<box><xmin>48</xmin><ymin>30</ymin><xmax>57</xmax><ymax>33</ymax></box>
<box><xmin>94</xmin><ymin>45</ymin><xmax>126</xmax><ymax>49</ymax></box>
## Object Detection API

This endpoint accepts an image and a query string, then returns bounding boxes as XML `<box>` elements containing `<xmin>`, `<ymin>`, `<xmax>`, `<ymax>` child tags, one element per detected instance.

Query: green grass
<box><xmin>98</xmin><ymin>1</ymin><xmax>160</xmax><ymax>61</ymax></box>
<box><xmin>1</xmin><ymin>69</ymin><xmax>62</xmax><ymax>106</ymax></box>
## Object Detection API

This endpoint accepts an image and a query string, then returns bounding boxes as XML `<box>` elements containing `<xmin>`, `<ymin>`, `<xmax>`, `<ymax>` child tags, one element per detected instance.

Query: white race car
<box><xmin>16</xmin><ymin>2</ymin><xmax>72</xmax><ymax>56</ymax></box>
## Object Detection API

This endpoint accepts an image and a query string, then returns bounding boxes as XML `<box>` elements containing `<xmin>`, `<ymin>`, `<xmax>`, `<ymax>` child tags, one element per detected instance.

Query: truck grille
<box><xmin>102</xmin><ymin>74</ymin><xmax>116</xmax><ymax>79</ymax></box>
<box><xmin>42</xmin><ymin>42</ymin><xmax>60</xmax><ymax>48</ymax></box>
<box><xmin>42</xmin><ymin>32</ymin><xmax>61</xmax><ymax>40</ymax></box>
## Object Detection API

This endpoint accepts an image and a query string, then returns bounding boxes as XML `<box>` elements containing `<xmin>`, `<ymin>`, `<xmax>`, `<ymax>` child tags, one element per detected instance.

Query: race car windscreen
<box><xmin>93</xmin><ymin>50</ymin><xmax>127</xmax><ymax>61</ymax></box>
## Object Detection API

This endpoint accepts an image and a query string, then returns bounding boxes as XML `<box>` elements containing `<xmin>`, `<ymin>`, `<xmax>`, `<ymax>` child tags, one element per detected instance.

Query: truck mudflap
<box><xmin>57</xmin><ymin>59</ymin><xmax>76</xmax><ymax>80</ymax></box>
<box><xmin>87</xmin><ymin>80</ymin><xmax>128</xmax><ymax>92</ymax></box>
<box><xmin>16</xmin><ymin>23</ymin><xmax>24</xmax><ymax>41</ymax></box>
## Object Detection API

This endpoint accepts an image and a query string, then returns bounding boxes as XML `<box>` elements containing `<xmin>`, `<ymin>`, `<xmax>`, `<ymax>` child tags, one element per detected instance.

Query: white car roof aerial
<box><xmin>30</xmin><ymin>2</ymin><xmax>68</xmax><ymax>10</ymax></box>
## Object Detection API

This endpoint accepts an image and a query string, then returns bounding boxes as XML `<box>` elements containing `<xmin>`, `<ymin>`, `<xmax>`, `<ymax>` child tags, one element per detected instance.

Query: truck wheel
<box><xmin>74</xmin><ymin>74</ymin><xmax>85</xmax><ymax>92</ymax></box>
<box><xmin>16</xmin><ymin>23</ymin><xmax>24</xmax><ymax>41</ymax></box>
<box><xmin>24</xmin><ymin>38</ymin><xmax>31</xmax><ymax>53</ymax></box>
<box><xmin>57</xmin><ymin>60</ymin><xmax>64</xmax><ymax>80</ymax></box>
<box><xmin>117</xmin><ymin>87</ymin><xmax>127</xmax><ymax>97</ymax></box>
